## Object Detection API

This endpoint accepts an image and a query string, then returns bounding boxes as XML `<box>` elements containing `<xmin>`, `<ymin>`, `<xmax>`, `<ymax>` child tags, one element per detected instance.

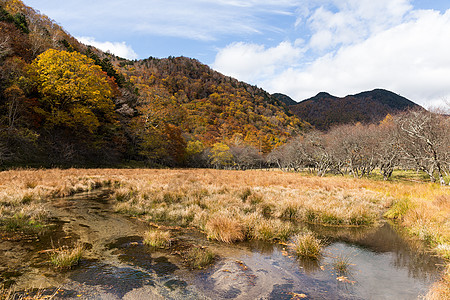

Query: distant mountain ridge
<box><xmin>272</xmin><ymin>93</ymin><xmax>298</xmax><ymax>106</ymax></box>
<box><xmin>288</xmin><ymin>89</ymin><xmax>420</xmax><ymax>131</ymax></box>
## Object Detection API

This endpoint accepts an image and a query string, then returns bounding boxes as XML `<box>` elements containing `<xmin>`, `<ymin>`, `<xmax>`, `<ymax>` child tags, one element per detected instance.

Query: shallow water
<box><xmin>0</xmin><ymin>190</ymin><xmax>443</xmax><ymax>299</ymax></box>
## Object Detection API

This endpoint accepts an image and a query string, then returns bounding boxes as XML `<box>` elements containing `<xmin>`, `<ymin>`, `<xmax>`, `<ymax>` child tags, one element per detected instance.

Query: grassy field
<box><xmin>0</xmin><ymin>168</ymin><xmax>448</xmax><ymax>298</ymax></box>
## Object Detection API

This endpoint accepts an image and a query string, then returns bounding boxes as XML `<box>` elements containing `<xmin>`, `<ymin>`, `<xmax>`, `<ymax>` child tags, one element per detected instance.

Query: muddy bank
<box><xmin>0</xmin><ymin>189</ymin><xmax>444</xmax><ymax>299</ymax></box>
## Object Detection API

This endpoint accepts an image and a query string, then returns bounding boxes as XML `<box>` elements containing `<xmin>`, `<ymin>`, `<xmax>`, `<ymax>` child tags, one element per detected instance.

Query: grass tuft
<box><xmin>205</xmin><ymin>214</ymin><xmax>245</xmax><ymax>243</ymax></box>
<box><xmin>185</xmin><ymin>247</ymin><xmax>216</xmax><ymax>269</ymax></box>
<box><xmin>50</xmin><ymin>244</ymin><xmax>84</xmax><ymax>269</ymax></box>
<box><xmin>143</xmin><ymin>228</ymin><xmax>172</xmax><ymax>248</ymax></box>
<box><xmin>332</xmin><ymin>254</ymin><xmax>353</xmax><ymax>275</ymax></box>
<box><xmin>384</xmin><ymin>197</ymin><xmax>412</xmax><ymax>219</ymax></box>
<box><xmin>292</xmin><ymin>231</ymin><xmax>323</xmax><ymax>259</ymax></box>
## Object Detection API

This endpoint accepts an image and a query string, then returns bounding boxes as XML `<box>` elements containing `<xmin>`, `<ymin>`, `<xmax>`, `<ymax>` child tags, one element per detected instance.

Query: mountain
<box><xmin>0</xmin><ymin>0</ymin><xmax>308</xmax><ymax>167</ymax></box>
<box><xmin>288</xmin><ymin>89</ymin><xmax>420</xmax><ymax>131</ymax></box>
<box><xmin>272</xmin><ymin>93</ymin><xmax>297</xmax><ymax>106</ymax></box>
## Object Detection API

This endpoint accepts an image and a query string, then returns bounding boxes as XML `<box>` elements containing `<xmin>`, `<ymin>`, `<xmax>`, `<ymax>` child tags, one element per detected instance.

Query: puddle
<box><xmin>0</xmin><ymin>190</ymin><xmax>444</xmax><ymax>299</ymax></box>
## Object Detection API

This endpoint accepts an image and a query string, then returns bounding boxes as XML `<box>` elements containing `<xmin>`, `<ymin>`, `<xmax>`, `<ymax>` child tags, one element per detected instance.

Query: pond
<box><xmin>0</xmin><ymin>190</ymin><xmax>444</xmax><ymax>299</ymax></box>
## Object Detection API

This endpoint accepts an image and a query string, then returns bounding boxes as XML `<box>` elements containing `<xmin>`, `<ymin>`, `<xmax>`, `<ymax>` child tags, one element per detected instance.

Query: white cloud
<box><xmin>77</xmin><ymin>37</ymin><xmax>138</xmax><ymax>60</ymax></box>
<box><xmin>267</xmin><ymin>9</ymin><xmax>450</xmax><ymax>108</ymax></box>
<box><xmin>305</xmin><ymin>0</ymin><xmax>413</xmax><ymax>50</ymax></box>
<box><xmin>212</xmin><ymin>41</ymin><xmax>304</xmax><ymax>83</ymax></box>
<box><xmin>28</xmin><ymin>0</ymin><xmax>302</xmax><ymax>41</ymax></box>
<box><xmin>213</xmin><ymin>2</ymin><xmax>450</xmax><ymax>108</ymax></box>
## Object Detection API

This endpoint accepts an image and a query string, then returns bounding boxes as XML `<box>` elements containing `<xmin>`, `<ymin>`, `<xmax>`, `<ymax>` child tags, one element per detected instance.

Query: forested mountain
<box><xmin>272</xmin><ymin>93</ymin><xmax>297</xmax><ymax>106</ymax></box>
<box><xmin>0</xmin><ymin>0</ymin><xmax>308</xmax><ymax>167</ymax></box>
<box><xmin>289</xmin><ymin>89</ymin><xmax>420</xmax><ymax>131</ymax></box>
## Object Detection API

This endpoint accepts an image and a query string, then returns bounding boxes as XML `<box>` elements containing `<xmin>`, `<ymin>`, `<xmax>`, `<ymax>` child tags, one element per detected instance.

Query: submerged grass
<box><xmin>332</xmin><ymin>254</ymin><xmax>353</xmax><ymax>275</ymax></box>
<box><xmin>0</xmin><ymin>287</ymin><xmax>59</xmax><ymax>300</ymax></box>
<box><xmin>185</xmin><ymin>247</ymin><xmax>216</xmax><ymax>269</ymax></box>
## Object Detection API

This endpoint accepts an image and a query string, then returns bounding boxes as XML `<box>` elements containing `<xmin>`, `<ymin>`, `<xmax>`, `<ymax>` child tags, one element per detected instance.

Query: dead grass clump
<box><xmin>279</xmin><ymin>201</ymin><xmax>300</xmax><ymax>221</ymax></box>
<box><xmin>205</xmin><ymin>214</ymin><xmax>245</xmax><ymax>243</ymax></box>
<box><xmin>50</xmin><ymin>244</ymin><xmax>84</xmax><ymax>269</ymax></box>
<box><xmin>292</xmin><ymin>231</ymin><xmax>323</xmax><ymax>259</ymax></box>
<box><xmin>113</xmin><ymin>187</ymin><xmax>135</xmax><ymax>202</ymax></box>
<box><xmin>251</xmin><ymin>218</ymin><xmax>295</xmax><ymax>241</ymax></box>
<box><xmin>185</xmin><ymin>247</ymin><xmax>216</xmax><ymax>269</ymax></box>
<box><xmin>143</xmin><ymin>228</ymin><xmax>172</xmax><ymax>248</ymax></box>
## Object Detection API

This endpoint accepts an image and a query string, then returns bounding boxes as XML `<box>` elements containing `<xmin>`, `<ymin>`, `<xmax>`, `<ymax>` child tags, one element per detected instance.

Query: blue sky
<box><xmin>24</xmin><ymin>0</ymin><xmax>450</xmax><ymax>108</ymax></box>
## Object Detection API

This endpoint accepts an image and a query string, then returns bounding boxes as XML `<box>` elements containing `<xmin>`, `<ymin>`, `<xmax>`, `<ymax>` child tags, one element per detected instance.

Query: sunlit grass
<box><xmin>49</xmin><ymin>244</ymin><xmax>84</xmax><ymax>269</ymax></box>
<box><xmin>143</xmin><ymin>228</ymin><xmax>172</xmax><ymax>248</ymax></box>
<box><xmin>205</xmin><ymin>214</ymin><xmax>245</xmax><ymax>243</ymax></box>
<box><xmin>0</xmin><ymin>168</ymin><xmax>448</xmax><ymax>298</ymax></box>
<box><xmin>292</xmin><ymin>231</ymin><xmax>323</xmax><ymax>259</ymax></box>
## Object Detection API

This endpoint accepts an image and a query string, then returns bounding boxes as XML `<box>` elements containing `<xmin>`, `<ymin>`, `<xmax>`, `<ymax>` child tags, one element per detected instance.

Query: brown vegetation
<box><xmin>0</xmin><ymin>168</ymin><xmax>448</xmax><ymax>297</ymax></box>
<box><xmin>143</xmin><ymin>228</ymin><xmax>172</xmax><ymax>248</ymax></box>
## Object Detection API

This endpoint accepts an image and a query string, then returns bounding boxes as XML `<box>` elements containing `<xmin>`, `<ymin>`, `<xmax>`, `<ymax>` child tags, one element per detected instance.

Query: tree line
<box><xmin>196</xmin><ymin>109</ymin><xmax>450</xmax><ymax>185</ymax></box>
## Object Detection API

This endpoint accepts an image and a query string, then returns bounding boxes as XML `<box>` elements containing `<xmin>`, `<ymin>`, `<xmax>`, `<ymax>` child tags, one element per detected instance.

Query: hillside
<box><xmin>0</xmin><ymin>0</ymin><xmax>307</xmax><ymax>167</ymax></box>
<box><xmin>289</xmin><ymin>89</ymin><xmax>420</xmax><ymax>130</ymax></box>
<box><xmin>272</xmin><ymin>93</ymin><xmax>297</xmax><ymax>106</ymax></box>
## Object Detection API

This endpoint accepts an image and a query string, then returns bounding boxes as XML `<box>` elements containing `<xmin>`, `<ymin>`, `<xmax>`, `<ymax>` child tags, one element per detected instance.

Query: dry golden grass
<box><xmin>49</xmin><ymin>244</ymin><xmax>84</xmax><ymax>269</ymax></box>
<box><xmin>426</xmin><ymin>265</ymin><xmax>450</xmax><ymax>300</ymax></box>
<box><xmin>0</xmin><ymin>168</ymin><xmax>114</xmax><ymax>232</ymax></box>
<box><xmin>0</xmin><ymin>168</ymin><xmax>448</xmax><ymax>298</ymax></box>
<box><xmin>143</xmin><ymin>228</ymin><xmax>172</xmax><ymax>248</ymax></box>
<box><xmin>205</xmin><ymin>214</ymin><xmax>245</xmax><ymax>243</ymax></box>
<box><xmin>292</xmin><ymin>231</ymin><xmax>323</xmax><ymax>259</ymax></box>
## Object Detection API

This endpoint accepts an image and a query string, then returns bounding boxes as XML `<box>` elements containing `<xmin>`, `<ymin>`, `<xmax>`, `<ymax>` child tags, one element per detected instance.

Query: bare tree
<box><xmin>396</xmin><ymin>109</ymin><xmax>449</xmax><ymax>185</ymax></box>
<box><xmin>370</xmin><ymin>116</ymin><xmax>401</xmax><ymax>180</ymax></box>
<box><xmin>326</xmin><ymin>124</ymin><xmax>378</xmax><ymax>178</ymax></box>
<box><xmin>230</xmin><ymin>144</ymin><xmax>262</xmax><ymax>170</ymax></box>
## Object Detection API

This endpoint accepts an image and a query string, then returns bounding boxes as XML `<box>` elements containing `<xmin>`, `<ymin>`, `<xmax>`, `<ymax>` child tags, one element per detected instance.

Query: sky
<box><xmin>23</xmin><ymin>0</ymin><xmax>450</xmax><ymax>108</ymax></box>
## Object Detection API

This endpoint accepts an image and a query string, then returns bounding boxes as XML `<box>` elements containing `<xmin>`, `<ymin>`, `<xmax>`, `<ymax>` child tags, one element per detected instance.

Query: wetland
<box><xmin>0</xmin><ymin>169</ymin><xmax>448</xmax><ymax>299</ymax></box>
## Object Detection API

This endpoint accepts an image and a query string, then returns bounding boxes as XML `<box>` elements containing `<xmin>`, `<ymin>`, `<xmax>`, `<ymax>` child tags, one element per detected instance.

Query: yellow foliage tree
<box><xmin>210</xmin><ymin>142</ymin><xmax>233</xmax><ymax>168</ymax></box>
<box><xmin>28</xmin><ymin>49</ymin><xmax>115</xmax><ymax>133</ymax></box>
